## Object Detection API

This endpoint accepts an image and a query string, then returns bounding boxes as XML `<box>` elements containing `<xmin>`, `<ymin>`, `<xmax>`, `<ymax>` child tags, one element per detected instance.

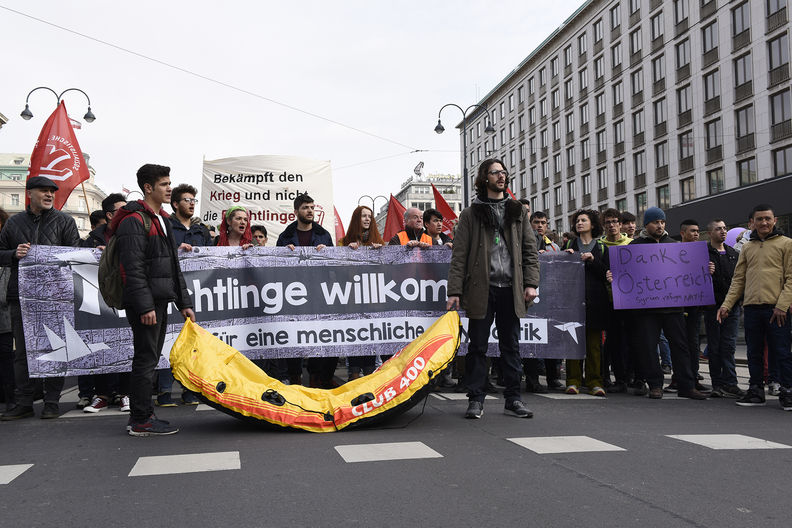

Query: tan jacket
<box><xmin>447</xmin><ymin>198</ymin><xmax>539</xmax><ymax>319</ymax></box>
<box><xmin>721</xmin><ymin>231</ymin><xmax>792</xmax><ymax>312</ymax></box>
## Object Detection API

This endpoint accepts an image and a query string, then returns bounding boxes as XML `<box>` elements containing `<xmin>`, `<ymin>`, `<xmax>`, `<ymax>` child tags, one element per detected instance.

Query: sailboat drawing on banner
<box><xmin>39</xmin><ymin>317</ymin><xmax>109</xmax><ymax>362</ymax></box>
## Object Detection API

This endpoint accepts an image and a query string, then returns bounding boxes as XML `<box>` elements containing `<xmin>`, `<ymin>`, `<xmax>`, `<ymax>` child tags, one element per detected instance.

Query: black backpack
<box><xmin>98</xmin><ymin>212</ymin><xmax>151</xmax><ymax>310</ymax></box>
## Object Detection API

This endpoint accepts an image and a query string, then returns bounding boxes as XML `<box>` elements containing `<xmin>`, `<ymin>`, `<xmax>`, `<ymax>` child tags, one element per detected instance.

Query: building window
<box><xmin>578</xmin><ymin>33</ymin><xmax>588</xmax><ymax>54</ymax></box>
<box><xmin>596</xmin><ymin>92</ymin><xmax>606</xmax><ymax>116</ymax></box>
<box><xmin>612</xmin><ymin>42</ymin><xmax>623</xmax><ymax>68</ymax></box>
<box><xmin>676</xmin><ymin>39</ymin><xmax>690</xmax><ymax>69</ymax></box>
<box><xmin>499</xmin><ymin>102</ymin><xmax>505</xmax><ymax>119</ymax></box>
<box><xmin>629</xmin><ymin>0</ymin><xmax>640</xmax><ymax>14</ymax></box>
<box><xmin>580</xmin><ymin>102</ymin><xmax>589</xmax><ymax>125</ymax></box>
<box><xmin>614</xmin><ymin>120</ymin><xmax>625</xmax><ymax>144</ymax></box>
<box><xmin>702</xmin><ymin>22</ymin><xmax>718</xmax><ymax>54</ymax></box>
<box><xmin>706</xmin><ymin>119</ymin><xmax>722</xmax><ymax>149</ymax></box>
<box><xmin>509</xmin><ymin>121</ymin><xmax>515</xmax><ymax>140</ymax></box>
<box><xmin>737</xmin><ymin>157</ymin><xmax>757</xmax><ymax>185</ymax></box>
<box><xmin>707</xmin><ymin>168</ymin><xmax>724</xmax><ymax>194</ymax></box>
<box><xmin>531</xmin><ymin>197</ymin><xmax>538</xmax><ymax>212</ymax></box>
<box><xmin>554</xmin><ymin>186</ymin><xmax>563</xmax><ymax>206</ymax></box>
<box><xmin>634</xmin><ymin>150</ymin><xmax>646</xmax><ymax>175</ymax></box>
<box><xmin>611</xmin><ymin>4</ymin><xmax>621</xmax><ymax>29</ymax></box>
<box><xmin>613</xmin><ymin>81</ymin><xmax>624</xmax><ymax>105</ymax></box>
<box><xmin>500</xmin><ymin>128</ymin><xmax>506</xmax><ymax>145</ymax></box>
<box><xmin>768</xmin><ymin>34</ymin><xmax>790</xmax><ymax>70</ymax></box>
<box><xmin>679</xmin><ymin>130</ymin><xmax>693</xmax><ymax>159</ymax></box>
<box><xmin>564</xmin><ymin>45</ymin><xmax>573</xmax><ymax>66</ymax></box>
<box><xmin>630</xmin><ymin>28</ymin><xmax>642</xmax><ymax>55</ymax></box>
<box><xmin>657</xmin><ymin>185</ymin><xmax>670</xmax><ymax>209</ymax></box>
<box><xmin>734</xmin><ymin>53</ymin><xmax>752</xmax><ymax>86</ymax></box>
<box><xmin>579</xmin><ymin>67</ymin><xmax>589</xmax><ymax>90</ymax></box>
<box><xmin>633</xmin><ymin>109</ymin><xmax>644</xmax><ymax>134</ymax></box>
<box><xmin>768</xmin><ymin>0</ymin><xmax>787</xmax><ymax>16</ymax></box>
<box><xmin>553</xmin><ymin>121</ymin><xmax>561</xmax><ymax>141</ymax></box>
<box><xmin>703</xmin><ymin>70</ymin><xmax>720</xmax><ymax>101</ymax></box>
<box><xmin>615</xmin><ymin>159</ymin><xmax>626</xmax><ymax>183</ymax></box>
<box><xmin>564</xmin><ymin>79</ymin><xmax>574</xmax><ymax>100</ymax></box>
<box><xmin>631</xmin><ymin>69</ymin><xmax>643</xmax><ymax>95</ymax></box>
<box><xmin>598</xmin><ymin>167</ymin><xmax>608</xmax><ymax>188</ymax></box>
<box><xmin>510</xmin><ymin>149</ymin><xmax>516</xmax><ymax>166</ymax></box>
<box><xmin>565</xmin><ymin>112</ymin><xmax>574</xmax><ymax>133</ymax></box>
<box><xmin>655</xmin><ymin>141</ymin><xmax>668</xmax><ymax>167</ymax></box>
<box><xmin>552</xmin><ymin>89</ymin><xmax>560</xmax><ymax>109</ymax></box>
<box><xmin>520</xmin><ymin>143</ymin><xmax>526</xmax><ymax>160</ymax></box>
<box><xmin>674</xmin><ymin>0</ymin><xmax>688</xmax><ymax>25</ymax></box>
<box><xmin>518</xmin><ymin>85</ymin><xmax>525</xmax><ymax>103</ymax></box>
<box><xmin>732</xmin><ymin>2</ymin><xmax>750</xmax><ymax>36</ymax></box>
<box><xmin>567</xmin><ymin>146</ymin><xmax>576</xmax><ymax>166</ymax></box>
<box><xmin>652</xmin><ymin>55</ymin><xmax>666</xmax><ymax>82</ymax></box>
<box><xmin>531</xmin><ymin>167</ymin><xmax>537</xmax><ymax>184</ymax></box>
<box><xmin>735</xmin><ymin>105</ymin><xmax>755</xmax><ymax>137</ymax></box>
<box><xmin>551</xmin><ymin>57</ymin><xmax>560</xmax><ymax>77</ymax></box>
<box><xmin>519</xmin><ymin>115</ymin><xmax>525</xmax><ymax>133</ymax></box>
<box><xmin>542</xmin><ymin>191</ymin><xmax>550</xmax><ymax>210</ymax></box>
<box><xmin>540</xmin><ymin>67</ymin><xmax>547</xmax><ymax>85</ymax></box>
<box><xmin>636</xmin><ymin>191</ymin><xmax>648</xmax><ymax>219</ymax></box>
<box><xmin>568</xmin><ymin>180</ymin><xmax>577</xmax><ymax>199</ymax></box>
<box><xmin>583</xmin><ymin>173</ymin><xmax>591</xmax><ymax>194</ymax></box>
<box><xmin>773</xmin><ymin>146</ymin><xmax>792</xmax><ymax>177</ymax></box>
<box><xmin>540</xmin><ymin>98</ymin><xmax>547</xmax><ymax>117</ymax></box>
<box><xmin>680</xmin><ymin>176</ymin><xmax>695</xmax><ymax>201</ymax></box>
<box><xmin>520</xmin><ymin>172</ymin><xmax>526</xmax><ymax>189</ymax></box>
<box><xmin>654</xmin><ymin>97</ymin><xmax>667</xmax><ymax>125</ymax></box>
<box><xmin>509</xmin><ymin>94</ymin><xmax>514</xmax><ymax>112</ymax></box>
<box><xmin>595</xmin><ymin>55</ymin><xmax>605</xmax><ymax>79</ymax></box>
<box><xmin>529</xmin><ymin>77</ymin><xmax>535</xmax><ymax>95</ymax></box>
<box><xmin>616</xmin><ymin>198</ymin><xmax>628</xmax><ymax>212</ymax></box>
<box><xmin>594</xmin><ymin>18</ymin><xmax>604</xmax><ymax>42</ymax></box>
<box><xmin>582</xmin><ymin>138</ymin><xmax>591</xmax><ymax>160</ymax></box>
<box><xmin>596</xmin><ymin>130</ymin><xmax>607</xmax><ymax>153</ymax></box>
<box><xmin>542</xmin><ymin>160</ymin><xmax>549</xmax><ymax>179</ymax></box>
<box><xmin>11</xmin><ymin>194</ymin><xmax>19</xmax><ymax>206</ymax></box>
<box><xmin>677</xmin><ymin>84</ymin><xmax>692</xmax><ymax>113</ymax></box>
<box><xmin>651</xmin><ymin>13</ymin><xmax>664</xmax><ymax>40</ymax></box>
<box><xmin>771</xmin><ymin>89</ymin><xmax>792</xmax><ymax>126</ymax></box>
<box><xmin>529</xmin><ymin>106</ymin><xmax>536</xmax><ymax>125</ymax></box>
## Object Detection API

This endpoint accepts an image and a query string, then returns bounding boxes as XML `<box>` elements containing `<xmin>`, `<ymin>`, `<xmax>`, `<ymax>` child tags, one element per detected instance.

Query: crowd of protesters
<box><xmin>0</xmin><ymin>157</ymin><xmax>790</xmax><ymax>435</ymax></box>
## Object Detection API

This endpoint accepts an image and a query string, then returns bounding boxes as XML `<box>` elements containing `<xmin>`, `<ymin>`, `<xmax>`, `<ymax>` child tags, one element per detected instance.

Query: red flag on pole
<box><xmin>506</xmin><ymin>187</ymin><xmax>517</xmax><ymax>200</ymax></box>
<box><xmin>382</xmin><ymin>194</ymin><xmax>406</xmax><ymax>242</ymax></box>
<box><xmin>334</xmin><ymin>206</ymin><xmax>346</xmax><ymax>243</ymax></box>
<box><xmin>431</xmin><ymin>183</ymin><xmax>458</xmax><ymax>239</ymax></box>
<box><xmin>26</xmin><ymin>101</ymin><xmax>91</xmax><ymax>210</ymax></box>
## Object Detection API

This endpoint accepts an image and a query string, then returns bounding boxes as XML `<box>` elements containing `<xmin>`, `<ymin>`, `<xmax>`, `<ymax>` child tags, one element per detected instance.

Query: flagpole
<box><xmin>80</xmin><ymin>182</ymin><xmax>90</xmax><ymax>212</ymax></box>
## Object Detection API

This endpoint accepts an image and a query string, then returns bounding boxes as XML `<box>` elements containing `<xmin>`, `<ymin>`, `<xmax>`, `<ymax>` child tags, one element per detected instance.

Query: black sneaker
<box><xmin>181</xmin><ymin>390</ymin><xmax>200</xmax><ymax>405</ymax></box>
<box><xmin>128</xmin><ymin>415</ymin><xmax>179</xmax><ymax>436</ymax></box>
<box><xmin>736</xmin><ymin>386</ymin><xmax>766</xmax><ymax>407</ymax></box>
<box><xmin>606</xmin><ymin>382</ymin><xmax>627</xmax><ymax>393</ymax></box>
<box><xmin>0</xmin><ymin>405</ymin><xmax>34</xmax><ymax>421</ymax></box>
<box><xmin>504</xmin><ymin>400</ymin><xmax>534</xmax><ymax>418</ymax></box>
<box><xmin>779</xmin><ymin>388</ymin><xmax>792</xmax><ymax>411</ymax></box>
<box><xmin>663</xmin><ymin>381</ymin><xmax>678</xmax><ymax>393</ymax></box>
<box><xmin>465</xmin><ymin>400</ymin><xmax>483</xmax><ymax>419</ymax></box>
<box><xmin>719</xmin><ymin>385</ymin><xmax>746</xmax><ymax>399</ymax></box>
<box><xmin>629</xmin><ymin>380</ymin><xmax>648</xmax><ymax>396</ymax></box>
<box><xmin>525</xmin><ymin>377</ymin><xmax>548</xmax><ymax>394</ymax></box>
<box><xmin>547</xmin><ymin>379</ymin><xmax>565</xmax><ymax>391</ymax></box>
<box><xmin>40</xmin><ymin>402</ymin><xmax>60</xmax><ymax>419</ymax></box>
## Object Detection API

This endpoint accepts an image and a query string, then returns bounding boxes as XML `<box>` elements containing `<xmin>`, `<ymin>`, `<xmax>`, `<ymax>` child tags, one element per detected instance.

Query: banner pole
<box><xmin>80</xmin><ymin>182</ymin><xmax>90</xmax><ymax>212</ymax></box>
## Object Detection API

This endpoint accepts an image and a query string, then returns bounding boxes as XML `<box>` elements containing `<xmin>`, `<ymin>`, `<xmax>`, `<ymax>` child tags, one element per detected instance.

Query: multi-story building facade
<box><xmin>375</xmin><ymin>173</ymin><xmax>461</xmax><ymax>230</ymax></box>
<box><xmin>0</xmin><ymin>153</ymin><xmax>107</xmax><ymax>236</ymax></box>
<box><xmin>460</xmin><ymin>0</ymin><xmax>792</xmax><ymax>234</ymax></box>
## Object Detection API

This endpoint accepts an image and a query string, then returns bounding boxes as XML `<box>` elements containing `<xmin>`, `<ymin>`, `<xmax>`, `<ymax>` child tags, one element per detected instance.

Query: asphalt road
<box><xmin>1</xmin><ymin>364</ymin><xmax>790</xmax><ymax>528</ymax></box>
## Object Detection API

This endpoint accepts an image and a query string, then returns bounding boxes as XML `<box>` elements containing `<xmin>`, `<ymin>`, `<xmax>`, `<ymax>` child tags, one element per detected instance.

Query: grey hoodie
<box><xmin>472</xmin><ymin>195</ymin><xmax>513</xmax><ymax>287</ymax></box>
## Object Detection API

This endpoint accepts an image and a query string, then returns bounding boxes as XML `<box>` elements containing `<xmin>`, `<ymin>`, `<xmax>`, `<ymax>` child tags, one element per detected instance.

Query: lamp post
<box><xmin>20</xmin><ymin>86</ymin><xmax>96</xmax><ymax>123</ymax></box>
<box><xmin>434</xmin><ymin>103</ymin><xmax>494</xmax><ymax>208</ymax></box>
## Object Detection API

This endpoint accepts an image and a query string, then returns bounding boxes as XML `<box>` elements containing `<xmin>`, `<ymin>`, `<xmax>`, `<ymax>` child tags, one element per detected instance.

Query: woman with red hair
<box><xmin>340</xmin><ymin>205</ymin><xmax>384</xmax><ymax>249</ymax></box>
<box><xmin>217</xmin><ymin>206</ymin><xmax>253</xmax><ymax>248</ymax></box>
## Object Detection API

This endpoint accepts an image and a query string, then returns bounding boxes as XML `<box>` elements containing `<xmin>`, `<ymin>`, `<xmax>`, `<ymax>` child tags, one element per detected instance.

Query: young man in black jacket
<box><xmin>112</xmin><ymin>164</ymin><xmax>194</xmax><ymax>436</ymax></box>
<box><xmin>0</xmin><ymin>176</ymin><xmax>81</xmax><ymax>420</ymax></box>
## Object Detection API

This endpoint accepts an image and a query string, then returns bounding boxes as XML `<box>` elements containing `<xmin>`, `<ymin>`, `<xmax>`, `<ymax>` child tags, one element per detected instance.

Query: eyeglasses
<box><xmin>488</xmin><ymin>169</ymin><xmax>509</xmax><ymax>177</ymax></box>
<box><xmin>181</xmin><ymin>198</ymin><xmax>198</xmax><ymax>204</ymax></box>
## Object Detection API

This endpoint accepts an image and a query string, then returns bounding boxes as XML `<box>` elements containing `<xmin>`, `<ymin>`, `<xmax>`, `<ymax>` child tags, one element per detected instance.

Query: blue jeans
<box><xmin>657</xmin><ymin>331</ymin><xmax>671</xmax><ymax>367</ymax></box>
<box><xmin>703</xmin><ymin>306</ymin><xmax>740</xmax><ymax>388</ymax></box>
<box><xmin>743</xmin><ymin>305</ymin><xmax>792</xmax><ymax>388</ymax></box>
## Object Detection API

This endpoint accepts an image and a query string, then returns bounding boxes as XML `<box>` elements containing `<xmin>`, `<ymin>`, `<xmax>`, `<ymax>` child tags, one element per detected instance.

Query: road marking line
<box><xmin>432</xmin><ymin>393</ymin><xmax>498</xmax><ymax>401</ymax></box>
<box><xmin>666</xmin><ymin>434</ymin><xmax>792</xmax><ymax>450</ymax></box>
<box><xmin>508</xmin><ymin>436</ymin><xmax>626</xmax><ymax>454</ymax></box>
<box><xmin>195</xmin><ymin>404</ymin><xmax>217</xmax><ymax>411</ymax></box>
<box><xmin>129</xmin><ymin>451</ymin><xmax>241</xmax><ymax>477</ymax></box>
<box><xmin>60</xmin><ymin>408</ymin><xmax>130</xmax><ymax>418</ymax></box>
<box><xmin>533</xmin><ymin>393</ymin><xmax>602</xmax><ymax>400</ymax></box>
<box><xmin>0</xmin><ymin>464</ymin><xmax>34</xmax><ymax>485</ymax></box>
<box><xmin>335</xmin><ymin>441</ymin><xmax>443</xmax><ymax>463</ymax></box>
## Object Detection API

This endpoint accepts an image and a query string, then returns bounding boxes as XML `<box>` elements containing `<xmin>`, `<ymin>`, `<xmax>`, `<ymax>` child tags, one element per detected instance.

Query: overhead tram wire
<box><xmin>0</xmin><ymin>5</ymin><xmax>418</xmax><ymax>152</ymax></box>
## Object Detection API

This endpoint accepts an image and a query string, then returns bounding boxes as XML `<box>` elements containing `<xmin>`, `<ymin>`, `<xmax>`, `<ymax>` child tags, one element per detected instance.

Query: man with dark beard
<box><xmin>447</xmin><ymin>159</ymin><xmax>540</xmax><ymax>419</ymax></box>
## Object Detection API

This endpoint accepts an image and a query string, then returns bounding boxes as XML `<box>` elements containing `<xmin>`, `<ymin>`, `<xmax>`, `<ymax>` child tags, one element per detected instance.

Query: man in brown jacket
<box><xmin>446</xmin><ymin>159</ymin><xmax>540</xmax><ymax>419</ymax></box>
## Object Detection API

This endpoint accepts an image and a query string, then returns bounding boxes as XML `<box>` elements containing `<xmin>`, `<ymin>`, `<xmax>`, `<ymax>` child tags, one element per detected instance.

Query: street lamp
<box><xmin>434</xmin><ymin>103</ymin><xmax>494</xmax><ymax>208</ymax></box>
<box><xmin>20</xmin><ymin>86</ymin><xmax>96</xmax><ymax>123</ymax></box>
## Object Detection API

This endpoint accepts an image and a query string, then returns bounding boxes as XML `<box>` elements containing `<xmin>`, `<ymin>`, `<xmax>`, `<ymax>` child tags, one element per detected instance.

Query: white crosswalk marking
<box><xmin>508</xmin><ymin>436</ymin><xmax>626</xmax><ymax>454</ymax></box>
<box><xmin>335</xmin><ymin>442</ymin><xmax>443</xmax><ymax>463</ymax></box>
<box><xmin>666</xmin><ymin>434</ymin><xmax>792</xmax><ymax>450</ymax></box>
<box><xmin>0</xmin><ymin>464</ymin><xmax>34</xmax><ymax>485</ymax></box>
<box><xmin>430</xmin><ymin>393</ymin><xmax>498</xmax><ymax>400</ymax></box>
<box><xmin>195</xmin><ymin>404</ymin><xmax>217</xmax><ymax>411</ymax></box>
<box><xmin>533</xmin><ymin>393</ymin><xmax>602</xmax><ymax>400</ymax></box>
<box><xmin>128</xmin><ymin>451</ymin><xmax>241</xmax><ymax>477</ymax></box>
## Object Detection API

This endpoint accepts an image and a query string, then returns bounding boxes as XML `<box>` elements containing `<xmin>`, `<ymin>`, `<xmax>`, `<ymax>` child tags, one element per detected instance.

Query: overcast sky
<box><xmin>0</xmin><ymin>0</ymin><xmax>582</xmax><ymax>222</ymax></box>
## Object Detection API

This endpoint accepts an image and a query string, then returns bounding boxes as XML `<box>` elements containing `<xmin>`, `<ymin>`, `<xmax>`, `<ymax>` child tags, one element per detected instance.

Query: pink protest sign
<box><xmin>608</xmin><ymin>241</ymin><xmax>715</xmax><ymax>310</ymax></box>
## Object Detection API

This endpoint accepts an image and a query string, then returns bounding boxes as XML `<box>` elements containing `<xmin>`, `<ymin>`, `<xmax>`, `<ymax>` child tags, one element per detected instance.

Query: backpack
<box><xmin>98</xmin><ymin>212</ymin><xmax>151</xmax><ymax>310</ymax></box>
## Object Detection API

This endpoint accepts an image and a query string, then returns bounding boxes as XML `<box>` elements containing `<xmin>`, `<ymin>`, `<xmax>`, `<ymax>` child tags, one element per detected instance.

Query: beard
<box><xmin>487</xmin><ymin>179</ymin><xmax>506</xmax><ymax>193</ymax></box>
<box><xmin>297</xmin><ymin>212</ymin><xmax>313</xmax><ymax>224</ymax></box>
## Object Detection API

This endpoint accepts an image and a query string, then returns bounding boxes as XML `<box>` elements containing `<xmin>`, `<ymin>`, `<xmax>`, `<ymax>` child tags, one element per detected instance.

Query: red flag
<box><xmin>334</xmin><ymin>206</ymin><xmax>346</xmax><ymax>242</ymax></box>
<box><xmin>506</xmin><ymin>187</ymin><xmax>517</xmax><ymax>199</ymax></box>
<box><xmin>27</xmin><ymin>101</ymin><xmax>90</xmax><ymax>210</ymax></box>
<box><xmin>382</xmin><ymin>194</ymin><xmax>406</xmax><ymax>242</ymax></box>
<box><xmin>431</xmin><ymin>183</ymin><xmax>457</xmax><ymax>239</ymax></box>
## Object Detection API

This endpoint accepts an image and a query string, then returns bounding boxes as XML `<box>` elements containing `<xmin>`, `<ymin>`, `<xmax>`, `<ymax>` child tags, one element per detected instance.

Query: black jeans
<box><xmin>466</xmin><ymin>286</ymin><xmax>522</xmax><ymax>404</ymax></box>
<box><xmin>604</xmin><ymin>310</ymin><xmax>631</xmax><ymax>384</ymax></box>
<box><xmin>127</xmin><ymin>303</ymin><xmax>169</xmax><ymax>422</ymax></box>
<box><xmin>682</xmin><ymin>306</ymin><xmax>702</xmax><ymax>379</ymax></box>
<box><xmin>10</xmin><ymin>302</ymin><xmax>64</xmax><ymax>406</ymax></box>
<box><xmin>630</xmin><ymin>311</ymin><xmax>695</xmax><ymax>391</ymax></box>
<box><xmin>0</xmin><ymin>332</ymin><xmax>14</xmax><ymax>405</ymax></box>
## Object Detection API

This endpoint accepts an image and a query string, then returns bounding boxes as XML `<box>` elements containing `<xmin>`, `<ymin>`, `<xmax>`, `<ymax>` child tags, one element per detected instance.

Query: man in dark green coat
<box><xmin>447</xmin><ymin>158</ymin><xmax>540</xmax><ymax>419</ymax></box>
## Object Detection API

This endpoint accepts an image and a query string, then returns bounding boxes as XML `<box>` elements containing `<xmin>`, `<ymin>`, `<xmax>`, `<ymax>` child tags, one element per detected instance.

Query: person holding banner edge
<box><xmin>447</xmin><ymin>158</ymin><xmax>539</xmax><ymax>419</ymax></box>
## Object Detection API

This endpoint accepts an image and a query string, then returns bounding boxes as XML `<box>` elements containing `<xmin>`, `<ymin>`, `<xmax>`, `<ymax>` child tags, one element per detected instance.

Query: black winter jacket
<box><xmin>708</xmin><ymin>242</ymin><xmax>739</xmax><ymax>306</ymax></box>
<box><xmin>0</xmin><ymin>206</ymin><xmax>81</xmax><ymax>301</ymax></box>
<box><xmin>81</xmin><ymin>223</ymin><xmax>109</xmax><ymax>248</ymax></box>
<box><xmin>276</xmin><ymin>221</ymin><xmax>333</xmax><ymax>247</ymax></box>
<box><xmin>111</xmin><ymin>200</ymin><xmax>192</xmax><ymax>314</ymax></box>
<box><xmin>563</xmin><ymin>237</ymin><xmax>610</xmax><ymax>330</ymax></box>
